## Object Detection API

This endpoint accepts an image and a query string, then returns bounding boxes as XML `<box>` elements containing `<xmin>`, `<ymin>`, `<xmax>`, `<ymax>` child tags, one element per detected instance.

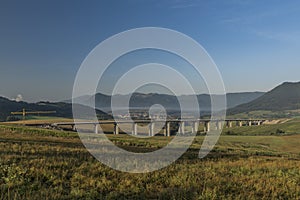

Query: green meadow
<box><xmin>0</xmin><ymin>121</ymin><xmax>299</xmax><ymax>199</ymax></box>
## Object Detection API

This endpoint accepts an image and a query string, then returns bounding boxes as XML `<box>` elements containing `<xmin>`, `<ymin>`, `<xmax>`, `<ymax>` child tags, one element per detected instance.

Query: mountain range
<box><xmin>1</xmin><ymin>81</ymin><xmax>300</xmax><ymax>122</ymax></box>
<box><xmin>69</xmin><ymin>92</ymin><xmax>265</xmax><ymax>112</ymax></box>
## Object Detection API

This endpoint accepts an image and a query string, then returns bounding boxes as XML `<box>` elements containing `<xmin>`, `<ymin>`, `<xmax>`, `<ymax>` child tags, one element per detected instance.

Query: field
<box><xmin>0</xmin><ymin>121</ymin><xmax>299</xmax><ymax>199</ymax></box>
<box><xmin>228</xmin><ymin>110</ymin><xmax>300</xmax><ymax>119</ymax></box>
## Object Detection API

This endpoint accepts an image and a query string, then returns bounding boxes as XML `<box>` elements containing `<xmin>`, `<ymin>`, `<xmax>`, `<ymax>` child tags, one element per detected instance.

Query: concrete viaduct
<box><xmin>52</xmin><ymin>119</ymin><xmax>266</xmax><ymax>137</ymax></box>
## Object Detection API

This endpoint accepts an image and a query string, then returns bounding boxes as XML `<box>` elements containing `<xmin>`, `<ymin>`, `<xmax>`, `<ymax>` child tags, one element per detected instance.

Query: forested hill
<box><xmin>0</xmin><ymin>96</ymin><xmax>110</xmax><ymax>121</ymax></box>
<box><xmin>228</xmin><ymin>82</ymin><xmax>300</xmax><ymax>114</ymax></box>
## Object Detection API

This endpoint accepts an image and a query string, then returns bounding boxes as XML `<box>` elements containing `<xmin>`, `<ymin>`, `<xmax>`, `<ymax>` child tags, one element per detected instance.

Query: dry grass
<box><xmin>0</xmin><ymin>125</ymin><xmax>299</xmax><ymax>199</ymax></box>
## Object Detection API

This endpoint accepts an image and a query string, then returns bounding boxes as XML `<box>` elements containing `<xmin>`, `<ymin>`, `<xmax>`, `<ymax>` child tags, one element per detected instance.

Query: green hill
<box><xmin>0</xmin><ymin>96</ymin><xmax>111</xmax><ymax>122</ymax></box>
<box><xmin>229</xmin><ymin>82</ymin><xmax>300</xmax><ymax>115</ymax></box>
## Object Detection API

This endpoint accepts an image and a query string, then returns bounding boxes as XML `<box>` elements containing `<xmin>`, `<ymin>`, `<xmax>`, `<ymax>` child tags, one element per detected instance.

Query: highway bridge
<box><xmin>51</xmin><ymin>119</ymin><xmax>266</xmax><ymax>136</ymax></box>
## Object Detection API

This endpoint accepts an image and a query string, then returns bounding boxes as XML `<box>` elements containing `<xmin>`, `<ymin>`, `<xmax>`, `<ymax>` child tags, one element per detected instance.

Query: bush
<box><xmin>6</xmin><ymin>116</ymin><xmax>20</xmax><ymax>121</ymax></box>
<box><xmin>276</xmin><ymin>129</ymin><xmax>285</xmax><ymax>135</ymax></box>
<box><xmin>225</xmin><ymin>131</ymin><xmax>237</xmax><ymax>135</ymax></box>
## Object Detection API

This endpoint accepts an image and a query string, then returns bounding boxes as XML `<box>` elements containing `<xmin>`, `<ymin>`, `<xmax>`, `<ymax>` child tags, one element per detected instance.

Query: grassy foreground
<box><xmin>0</xmin><ymin>125</ymin><xmax>299</xmax><ymax>199</ymax></box>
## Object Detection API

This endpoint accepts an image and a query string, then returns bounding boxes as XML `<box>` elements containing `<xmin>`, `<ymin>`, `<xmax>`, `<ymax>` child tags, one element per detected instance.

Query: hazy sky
<box><xmin>1</xmin><ymin>0</ymin><xmax>300</xmax><ymax>102</ymax></box>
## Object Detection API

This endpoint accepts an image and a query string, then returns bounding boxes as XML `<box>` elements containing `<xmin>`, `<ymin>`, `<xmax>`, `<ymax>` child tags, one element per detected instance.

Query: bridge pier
<box><xmin>71</xmin><ymin>125</ymin><xmax>76</xmax><ymax>131</ymax></box>
<box><xmin>165</xmin><ymin>122</ymin><xmax>170</xmax><ymax>137</ymax></box>
<box><xmin>248</xmin><ymin>121</ymin><xmax>252</xmax><ymax>126</ymax></box>
<box><xmin>219</xmin><ymin>121</ymin><xmax>223</xmax><ymax>130</ymax></box>
<box><xmin>237</xmin><ymin>121</ymin><xmax>243</xmax><ymax>127</ymax></box>
<box><xmin>191</xmin><ymin>122</ymin><xmax>194</xmax><ymax>133</ymax></box>
<box><xmin>94</xmin><ymin>124</ymin><xmax>98</xmax><ymax>134</ymax></box>
<box><xmin>114</xmin><ymin>123</ymin><xmax>119</xmax><ymax>135</ymax></box>
<box><xmin>226</xmin><ymin>121</ymin><xmax>233</xmax><ymax>128</ymax></box>
<box><xmin>192</xmin><ymin>121</ymin><xmax>198</xmax><ymax>134</ymax></box>
<box><xmin>216</xmin><ymin>121</ymin><xmax>223</xmax><ymax>130</ymax></box>
<box><xmin>204</xmin><ymin>122</ymin><xmax>210</xmax><ymax>132</ymax></box>
<box><xmin>179</xmin><ymin>121</ymin><xmax>185</xmax><ymax>134</ymax></box>
<box><xmin>149</xmin><ymin>122</ymin><xmax>155</xmax><ymax>136</ymax></box>
<box><xmin>132</xmin><ymin>123</ymin><xmax>137</xmax><ymax>135</ymax></box>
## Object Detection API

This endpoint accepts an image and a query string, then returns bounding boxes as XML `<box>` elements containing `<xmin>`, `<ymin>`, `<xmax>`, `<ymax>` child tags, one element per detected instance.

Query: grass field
<box><xmin>0</xmin><ymin>122</ymin><xmax>299</xmax><ymax>199</ymax></box>
<box><xmin>222</xmin><ymin>118</ymin><xmax>300</xmax><ymax>136</ymax></box>
<box><xmin>228</xmin><ymin>110</ymin><xmax>300</xmax><ymax>119</ymax></box>
<box><xmin>3</xmin><ymin>116</ymin><xmax>74</xmax><ymax>125</ymax></box>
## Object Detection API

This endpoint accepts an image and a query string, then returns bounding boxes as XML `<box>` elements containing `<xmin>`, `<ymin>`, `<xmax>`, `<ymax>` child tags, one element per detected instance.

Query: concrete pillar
<box><xmin>150</xmin><ymin>122</ymin><xmax>155</xmax><ymax>136</ymax></box>
<box><xmin>71</xmin><ymin>125</ymin><xmax>76</xmax><ymax>131</ymax></box>
<box><xmin>191</xmin><ymin>122</ymin><xmax>194</xmax><ymax>134</ymax></box>
<box><xmin>114</xmin><ymin>123</ymin><xmax>119</xmax><ymax>135</ymax></box>
<box><xmin>179</xmin><ymin>121</ymin><xmax>185</xmax><ymax>134</ymax></box>
<box><xmin>94</xmin><ymin>124</ymin><xmax>98</xmax><ymax>134</ymax></box>
<box><xmin>207</xmin><ymin>122</ymin><xmax>211</xmax><ymax>132</ymax></box>
<box><xmin>225</xmin><ymin>121</ymin><xmax>229</xmax><ymax>128</ymax></box>
<box><xmin>215</xmin><ymin>121</ymin><xmax>221</xmax><ymax>130</ymax></box>
<box><xmin>248</xmin><ymin>121</ymin><xmax>252</xmax><ymax>126</ymax></box>
<box><xmin>204</xmin><ymin>122</ymin><xmax>210</xmax><ymax>132</ymax></box>
<box><xmin>257</xmin><ymin>121</ymin><xmax>261</xmax><ymax>126</ymax></box>
<box><xmin>239</xmin><ymin>121</ymin><xmax>243</xmax><ymax>127</ymax></box>
<box><xmin>192</xmin><ymin>121</ymin><xmax>198</xmax><ymax>134</ymax></box>
<box><xmin>165</xmin><ymin>122</ymin><xmax>170</xmax><ymax>137</ymax></box>
<box><xmin>217</xmin><ymin>121</ymin><xmax>223</xmax><ymax>130</ymax></box>
<box><xmin>132</xmin><ymin>123</ymin><xmax>137</xmax><ymax>135</ymax></box>
<box><xmin>226</xmin><ymin>121</ymin><xmax>232</xmax><ymax>128</ymax></box>
<box><xmin>149</xmin><ymin>122</ymin><xmax>155</xmax><ymax>136</ymax></box>
<box><xmin>197</xmin><ymin>121</ymin><xmax>200</xmax><ymax>133</ymax></box>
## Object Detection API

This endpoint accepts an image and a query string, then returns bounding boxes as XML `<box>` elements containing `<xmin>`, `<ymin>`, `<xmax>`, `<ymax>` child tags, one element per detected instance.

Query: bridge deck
<box><xmin>52</xmin><ymin>119</ymin><xmax>266</xmax><ymax>126</ymax></box>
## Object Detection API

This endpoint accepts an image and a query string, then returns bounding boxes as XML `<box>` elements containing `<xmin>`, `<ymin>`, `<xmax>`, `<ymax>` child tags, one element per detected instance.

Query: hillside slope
<box><xmin>0</xmin><ymin>97</ymin><xmax>110</xmax><ymax>121</ymax></box>
<box><xmin>228</xmin><ymin>82</ymin><xmax>300</xmax><ymax>114</ymax></box>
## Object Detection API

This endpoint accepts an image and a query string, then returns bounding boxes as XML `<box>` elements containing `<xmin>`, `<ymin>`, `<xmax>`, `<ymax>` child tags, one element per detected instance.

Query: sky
<box><xmin>1</xmin><ymin>0</ymin><xmax>300</xmax><ymax>102</ymax></box>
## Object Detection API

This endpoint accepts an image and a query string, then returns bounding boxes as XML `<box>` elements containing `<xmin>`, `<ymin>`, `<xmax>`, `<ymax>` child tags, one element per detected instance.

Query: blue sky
<box><xmin>1</xmin><ymin>0</ymin><xmax>300</xmax><ymax>102</ymax></box>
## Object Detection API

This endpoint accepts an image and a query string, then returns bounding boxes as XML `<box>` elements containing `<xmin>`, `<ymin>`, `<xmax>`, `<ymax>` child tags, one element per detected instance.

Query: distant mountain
<box><xmin>226</xmin><ymin>92</ymin><xmax>266</xmax><ymax>108</ymax></box>
<box><xmin>0</xmin><ymin>96</ymin><xmax>111</xmax><ymax>122</ymax></box>
<box><xmin>69</xmin><ymin>92</ymin><xmax>265</xmax><ymax>112</ymax></box>
<box><xmin>228</xmin><ymin>82</ymin><xmax>300</xmax><ymax>114</ymax></box>
<box><xmin>0</xmin><ymin>90</ymin><xmax>266</xmax><ymax>122</ymax></box>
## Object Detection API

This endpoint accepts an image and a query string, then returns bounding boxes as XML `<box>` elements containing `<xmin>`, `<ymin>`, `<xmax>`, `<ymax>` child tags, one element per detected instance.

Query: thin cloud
<box><xmin>252</xmin><ymin>30</ymin><xmax>300</xmax><ymax>43</ymax></box>
<box><xmin>155</xmin><ymin>0</ymin><xmax>202</xmax><ymax>9</ymax></box>
<box><xmin>170</xmin><ymin>2</ymin><xmax>200</xmax><ymax>9</ymax></box>
<box><xmin>220</xmin><ymin>17</ymin><xmax>243</xmax><ymax>24</ymax></box>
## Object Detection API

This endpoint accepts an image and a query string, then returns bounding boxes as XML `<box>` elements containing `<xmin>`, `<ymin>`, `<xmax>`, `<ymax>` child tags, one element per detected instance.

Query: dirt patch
<box><xmin>263</xmin><ymin>118</ymin><xmax>291</xmax><ymax>125</ymax></box>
